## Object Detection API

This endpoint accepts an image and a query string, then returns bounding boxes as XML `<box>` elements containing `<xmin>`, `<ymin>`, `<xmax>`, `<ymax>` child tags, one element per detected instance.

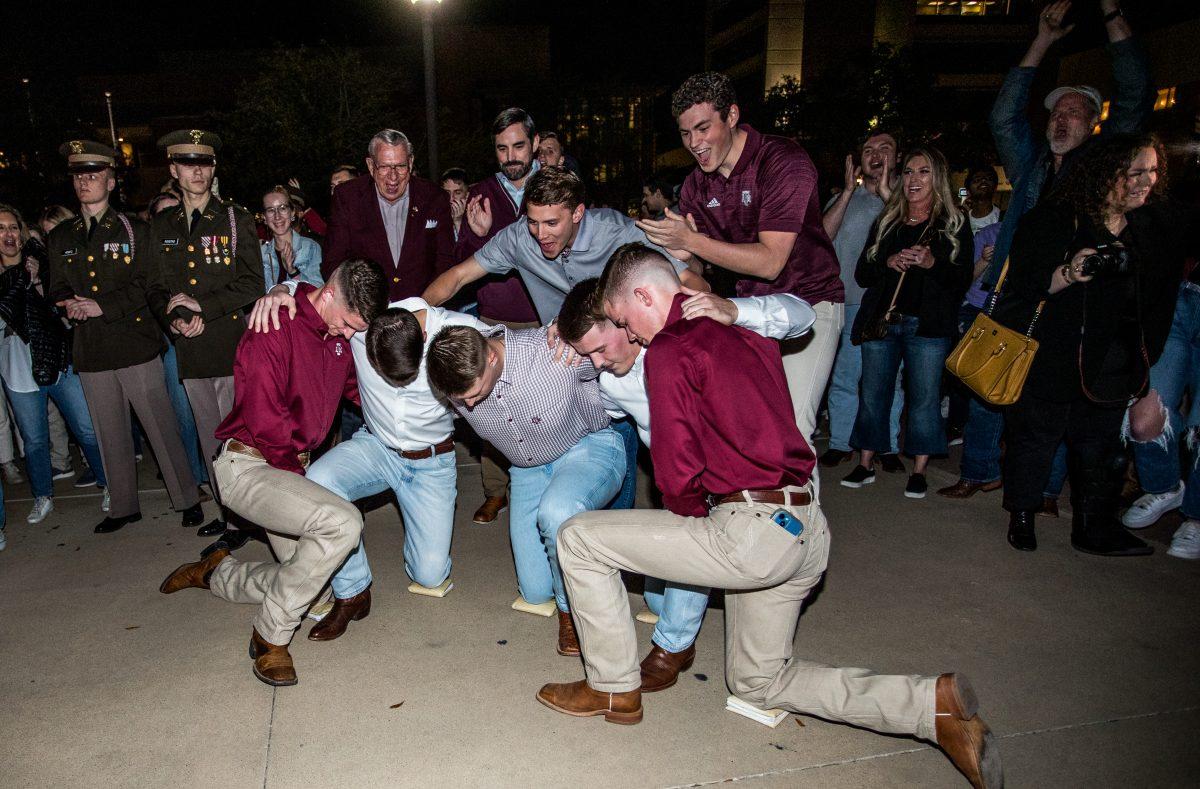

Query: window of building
<box><xmin>916</xmin><ymin>0</ymin><xmax>1013</xmax><ymax>16</ymax></box>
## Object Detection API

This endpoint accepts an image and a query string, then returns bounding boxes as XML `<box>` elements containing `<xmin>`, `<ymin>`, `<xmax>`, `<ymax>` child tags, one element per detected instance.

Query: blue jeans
<box><xmin>610</xmin><ymin>416</ymin><xmax>639</xmax><ymax>510</ymax></box>
<box><xmin>510</xmin><ymin>427</ymin><xmax>625</xmax><ymax>612</ymax></box>
<box><xmin>309</xmin><ymin>428</ymin><xmax>458</xmax><ymax>598</ymax></box>
<box><xmin>6</xmin><ymin>369</ymin><xmax>107</xmax><ymax>497</ymax></box>
<box><xmin>1132</xmin><ymin>283</ymin><xmax>1200</xmax><ymax>518</ymax></box>
<box><xmin>162</xmin><ymin>342</ymin><xmax>207</xmax><ymax>485</ymax></box>
<box><xmin>827</xmin><ymin>303</ymin><xmax>903</xmax><ymax>453</ymax></box>
<box><xmin>853</xmin><ymin>316</ymin><xmax>950</xmax><ymax>457</ymax></box>
<box><xmin>642</xmin><ymin>577</ymin><xmax>710</xmax><ymax>652</ymax></box>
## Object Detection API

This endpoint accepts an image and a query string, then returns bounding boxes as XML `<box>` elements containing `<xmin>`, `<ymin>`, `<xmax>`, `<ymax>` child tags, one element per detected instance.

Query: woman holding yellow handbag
<box><xmin>1001</xmin><ymin>134</ymin><xmax>1181</xmax><ymax>556</ymax></box>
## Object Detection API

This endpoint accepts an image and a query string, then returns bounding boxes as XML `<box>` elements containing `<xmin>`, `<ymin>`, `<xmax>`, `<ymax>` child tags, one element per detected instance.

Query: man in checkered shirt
<box><xmin>425</xmin><ymin>323</ymin><xmax>626</xmax><ymax>658</ymax></box>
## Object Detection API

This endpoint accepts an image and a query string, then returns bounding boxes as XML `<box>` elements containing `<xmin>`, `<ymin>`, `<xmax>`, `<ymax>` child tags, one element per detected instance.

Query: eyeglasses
<box><xmin>263</xmin><ymin>204</ymin><xmax>294</xmax><ymax>216</ymax></box>
<box><xmin>372</xmin><ymin>161</ymin><xmax>411</xmax><ymax>176</ymax></box>
<box><xmin>72</xmin><ymin>172</ymin><xmax>106</xmax><ymax>182</ymax></box>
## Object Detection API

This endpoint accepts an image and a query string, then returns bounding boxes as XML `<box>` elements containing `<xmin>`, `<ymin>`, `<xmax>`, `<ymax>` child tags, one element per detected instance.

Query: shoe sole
<box><xmin>1122</xmin><ymin>504</ymin><xmax>1184</xmax><ymax>529</ymax></box>
<box><xmin>641</xmin><ymin>653</ymin><xmax>695</xmax><ymax>693</ymax></box>
<box><xmin>1167</xmin><ymin>547</ymin><xmax>1200</xmax><ymax>559</ymax></box>
<box><xmin>904</xmin><ymin>490</ymin><xmax>927</xmax><ymax>499</ymax></box>
<box><xmin>535</xmin><ymin>691</ymin><xmax>642</xmax><ymax>724</ymax></box>
<box><xmin>51</xmin><ymin>472</ymin><xmax>74</xmax><ymax>481</ymax></box>
<box><xmin>840</xmin><ymin>477</ymin><xmax>875</xmax><ymax>489</ymax></box>
<box><xmin>1071</xmin><ymin>542</ymin><xmax>1154</xmax><ymax>557</ymax></box>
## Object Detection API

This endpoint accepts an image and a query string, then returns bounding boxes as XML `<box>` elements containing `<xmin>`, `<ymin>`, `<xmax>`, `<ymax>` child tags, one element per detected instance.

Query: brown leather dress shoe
<box><xmin>158</xmin><ymin>548</ymin><xmax>229</xmax><ymax>594</ymax></box>
<box><xmin>473</xmin><ymin>495</ymin><xmax>508</xmax><ymax>525</ymax></box>
<box><xmin>557</xmin><ymin>609</ymin><xmax>581</xmax><ymax>656</ymax></box>
<box><xmin>937</xmin><ymin>479</ymin><xmax>1003</xmax><ymax>499</ymax></box>
<box><xmin>640</xmin><ymin>644</ymin><xmax>695</xmax><ymax>692</ymax></box>
<box><xmin>935</xmin><ymin>673</ymin><xmax>1003</xmax><ymax>788</ymax></box>
<box><xmin>249</xmin><ymin>629</ymin><xmax>298</xmax><ymax>687</ymax></box>
<box><xmin>308</xmin><ymin>588</ymin><xmax>372</xmax><ymax>642</ymax></box>
<box><xmin>536</xmin><ymin>680</ymin><xmax>642</xmax><ymax>724</ymax></box>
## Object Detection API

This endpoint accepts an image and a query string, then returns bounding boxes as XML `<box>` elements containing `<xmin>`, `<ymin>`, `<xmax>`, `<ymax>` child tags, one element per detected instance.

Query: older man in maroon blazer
<box><xmin>323</xmin><ymin>129</ymin><xmax>455</xmax><ymax>301</ymax></box>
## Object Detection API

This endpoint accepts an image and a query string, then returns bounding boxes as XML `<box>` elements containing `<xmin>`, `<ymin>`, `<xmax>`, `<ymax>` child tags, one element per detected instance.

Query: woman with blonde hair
<box><xmin>842</xmin><ymin>146</ymin><xmax>974</xmax><ymax>499</ymax></box>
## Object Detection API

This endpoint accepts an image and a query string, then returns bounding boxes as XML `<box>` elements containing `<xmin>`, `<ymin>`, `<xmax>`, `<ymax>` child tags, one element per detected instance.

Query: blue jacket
<box><xmin>260</xmin><ymin>231</ymin><xmax>323</xmax><ymax>292</ymax></box>
<box><xmin>983</xmin><ymin>39</ymin><xmax>1154</xmax><ymax>288</ymax></box>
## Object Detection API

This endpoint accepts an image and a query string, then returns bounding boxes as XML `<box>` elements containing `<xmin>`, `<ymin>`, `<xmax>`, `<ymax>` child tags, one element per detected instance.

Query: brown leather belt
<box><xmin>226</xmin><ymin>439</ymin><xmax>310</xmax><ymax>468</ymax></box>
<box><xmin>399</xmin><ymin>438</ymin><xmax>456</xmax><ymax>461</ymax></box>
<box><xmin>713</xmin><ymin>488</ymin><xmax>811</xmax><ymax>508</ymax></box>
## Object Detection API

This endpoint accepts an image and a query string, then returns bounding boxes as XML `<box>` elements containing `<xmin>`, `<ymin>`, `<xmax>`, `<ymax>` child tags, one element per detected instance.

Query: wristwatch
<box><xmin>1103</xmin><ymin>7</ymin><xmax>1124</xmax><ymax>23</ymax></box>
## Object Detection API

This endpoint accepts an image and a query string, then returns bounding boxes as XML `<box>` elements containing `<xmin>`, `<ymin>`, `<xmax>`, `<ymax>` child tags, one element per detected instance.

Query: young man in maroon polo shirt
<box><xmin>637</xmin><ymin>71</ymin><xmax>844</xmax><ymax>449</ymax></box>
<box><xmin>538</xmin><ymin>244</ymin><xmax>1000</xmax><ymax>789</ymax></box>
<box><xmin>159</xmin><ymin>259</ymin><xmax>386</xmax><ymax>687</ymax></box>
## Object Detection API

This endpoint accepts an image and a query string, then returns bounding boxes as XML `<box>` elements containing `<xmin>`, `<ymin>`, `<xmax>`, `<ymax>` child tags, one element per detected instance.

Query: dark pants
<box><xmin>1003</xmin><ymin>391</ymin><xmax>1125</xmax><ymax>514</ymax></box>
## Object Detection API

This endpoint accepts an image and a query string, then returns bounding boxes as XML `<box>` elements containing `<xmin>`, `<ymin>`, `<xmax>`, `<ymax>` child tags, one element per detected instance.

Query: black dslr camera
<box><xmin>1080</xmin><ymin>243</ymin><xmax>1131</xmax><ymax>277</ymax></box>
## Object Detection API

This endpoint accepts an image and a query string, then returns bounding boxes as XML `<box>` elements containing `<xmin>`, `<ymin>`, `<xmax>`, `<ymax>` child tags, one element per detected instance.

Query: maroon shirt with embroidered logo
<box><xmin>645</xmin><ymin>293</ymin><xmax>815</xmax><ymax>517</ymax></box>
<box><xmin>215</xmin><ymin>284</ymin><xmax>359</xmax><ymax>474</ymax></box>
<box><xmin>679</xmin><ymin>124</ymin><xmax>844</xmax><ymax>305</ymax></box>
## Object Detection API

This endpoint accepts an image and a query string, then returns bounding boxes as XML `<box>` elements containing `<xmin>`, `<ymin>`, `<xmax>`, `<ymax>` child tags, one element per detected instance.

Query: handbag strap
<box><xmin>883</xmin><ymin>270</ymin><xmax>907</xmax><ymax>316</ymax></box>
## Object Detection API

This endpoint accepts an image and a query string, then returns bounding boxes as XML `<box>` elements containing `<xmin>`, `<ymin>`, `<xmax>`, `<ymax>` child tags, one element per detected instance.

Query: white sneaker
<box><xmin>27</xmin><ymin>496</ymin><xmax>53</xmax><ymax>524</ymax></box>
<box><xmin>1121</xmin><ymin>482</ymin><xmax>1185</xmax><ymax>529</ymax></box>
<box><xmin>0</xmin><ymin>528</ymin><xmax>6</xmax><ymax>551</ymax></box>
<box><xmin>1168</xmin><ymin>521</ymin><xmax>1200</xmax><ymax>560</ymax></box>
<box><xmin>101</xmin><ymin>487</ymin><xmax>111</xmax><ymax>513</ymax></box>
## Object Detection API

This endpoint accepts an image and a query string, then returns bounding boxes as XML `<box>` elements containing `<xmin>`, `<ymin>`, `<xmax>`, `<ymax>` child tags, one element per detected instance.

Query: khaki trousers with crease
<box><xmin>182</xmin><ymin>375</ymin><xmax>235</xmax><ymax>502</ymax></box>
<box><xmin>556</xmin><ymin>487</ymin><xmax>937</xmax><ymax>742</ymax></box>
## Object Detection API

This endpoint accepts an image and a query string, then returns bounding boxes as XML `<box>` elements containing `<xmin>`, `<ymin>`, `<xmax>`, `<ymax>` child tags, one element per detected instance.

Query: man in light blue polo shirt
<box><xmin>421</xmin><ymin>167</ymin><xmax>709</xmax><ymax>323</ymax></box>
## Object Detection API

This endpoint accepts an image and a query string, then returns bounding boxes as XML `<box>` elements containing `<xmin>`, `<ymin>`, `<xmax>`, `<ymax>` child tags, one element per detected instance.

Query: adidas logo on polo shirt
<box><xmin>706</xmin><ymin>197</ymin><xmax>721</xmax><ymax>208</ymax></box>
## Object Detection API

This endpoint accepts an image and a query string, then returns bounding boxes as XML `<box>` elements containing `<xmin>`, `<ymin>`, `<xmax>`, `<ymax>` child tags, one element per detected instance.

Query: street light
<box><xmin>411</xmin><ymin>0</ymin><xmax>442</xmax><ymax>178</ymax></box>
<box><xmin>104</xmin><ymin>91</ymin><xmax>118</xmax><ymax>151</ymax></box>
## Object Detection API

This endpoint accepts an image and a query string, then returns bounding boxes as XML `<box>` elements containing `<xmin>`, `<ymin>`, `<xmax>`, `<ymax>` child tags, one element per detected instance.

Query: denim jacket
<box><xmin>260</xmin><ymin>231</ymin><xmax>323</xmax><ymax>292</ymax></box>
<box><xmin>983</xmin><ymin>39</ymin><xmax>1154</xmax><ymax>288</ymax></box>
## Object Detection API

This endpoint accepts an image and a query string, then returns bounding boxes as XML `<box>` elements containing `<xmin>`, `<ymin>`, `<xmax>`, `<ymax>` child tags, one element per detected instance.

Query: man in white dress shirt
<box><xmin>555</xmin><ymin>276</ymin><xmax>814</xmax><ymax>693</ymax></box>
<box><xmin>249</xmin><ymin>284</ymin><xmax>489</xmax><ymax>640</ymax></box>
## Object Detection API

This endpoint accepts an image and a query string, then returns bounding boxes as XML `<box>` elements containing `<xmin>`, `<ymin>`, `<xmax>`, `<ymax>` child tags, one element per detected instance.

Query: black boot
<box><xmin>1007</xmin><ymin>510</ymin><xmax>1037</xmax><ymax>552</ymax></box>
<box><xmin>1071</xmin><ymin>513</ymin><xmax>1153</xmax><ymax>557</ymax></box>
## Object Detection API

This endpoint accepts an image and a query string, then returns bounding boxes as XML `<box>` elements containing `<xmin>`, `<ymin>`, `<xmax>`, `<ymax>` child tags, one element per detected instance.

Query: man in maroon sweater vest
<box><xmin>454</xmin><ymin>107</ymin><xmax>541</xmax><ymax>525</ymax></box>
<box><xmin>538</xmin><ymin>244</ymin><xmax>1001</xmax><ymax>789</ymax></box>
<box><xmin>159</xmin><ymin>259</ymin><xmax>386</xmax><ymax>687</ymax></box>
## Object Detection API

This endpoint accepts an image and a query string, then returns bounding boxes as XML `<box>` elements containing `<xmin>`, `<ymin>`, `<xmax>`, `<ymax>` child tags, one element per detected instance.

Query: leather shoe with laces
<box><xmin>938</xmin><ymin>479</ymin><xmax>1002</xmax><ymax>499</ymax></box>
<box><xmin>557</xmin><ymin>610</ymin><xmax>581</xmax><ymax>656</ymax></box>
<box><xmin>935</xmin><ymin>673</ymin><xmax>1002</xmax><ymax>788</ymax></box>
<box><xmin>159</xmin><ymin>547</ymin><xmax>230</xmax><ymax>594</ymax></box>
<box><xmin>1007</xmin><ymin>511</ymin><xmax>1036</xmax><ymax>552</ymax></box>
<box><xmin>640</xmin><ymin>643</ymin><xmax>695</xmax><ymax>692</ymax></box>
<box><xmin>308</xmin><ymin>588</ymin><xmax>372</xmax><ymax>641</ymax></box>
<box><xmin>249</xmin><ymin>629</ymin><xmax>298</xmax><ymax>686</ymax></box>
<box><xmin>536</xmin><ymin>680</ymin><xmax>642</xmax><ymax>724</ymax></box>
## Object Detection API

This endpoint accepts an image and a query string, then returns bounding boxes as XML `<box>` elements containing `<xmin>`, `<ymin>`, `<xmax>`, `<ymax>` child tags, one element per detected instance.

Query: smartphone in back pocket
<box><xmin>771</xmin><ymin>508</ymin><xmax>804</xmax><ymax>537</ymax></box>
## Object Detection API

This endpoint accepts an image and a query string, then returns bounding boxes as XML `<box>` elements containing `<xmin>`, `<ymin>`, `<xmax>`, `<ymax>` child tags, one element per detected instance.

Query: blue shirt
<box><xmin>260</xmin><ymin>231</ymin><xmax>323</xmax><ymax>292</ymax></box>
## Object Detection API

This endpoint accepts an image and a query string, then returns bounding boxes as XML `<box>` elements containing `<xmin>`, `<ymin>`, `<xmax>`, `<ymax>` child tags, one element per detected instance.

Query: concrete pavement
<box><xmin>1</xmin><ymin>448</ymin><xmax>1197</xmax><ymax>788</ymax></box>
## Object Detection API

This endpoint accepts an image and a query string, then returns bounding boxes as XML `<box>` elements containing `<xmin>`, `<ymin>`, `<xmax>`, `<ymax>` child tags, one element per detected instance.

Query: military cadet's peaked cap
<box><xmin>158</xmin><ymin>129</ymin><xmax>222</xmax><ymax>164</ymax></box>
<box><xmin>58</xmin><ymin>140</ymin><xmax>117</xmax><ymax>172</ymax></box>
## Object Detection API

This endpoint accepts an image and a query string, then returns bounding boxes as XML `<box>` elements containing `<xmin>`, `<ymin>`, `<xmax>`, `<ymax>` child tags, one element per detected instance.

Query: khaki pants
<box><xmin>556</xmin><ymin>488</ymin><xmax>937</xmax><ymax>742</ymax></box>
<box><xmin>79</xmin><ymin>358</ymin><xmax>199</xmax><ymax>518</ymax></box>
<box><xmin>780</xmin><ymin>300</ymin><xmax>843</xmax><ymax>447</ymax></box>
<box><xmin>209</xmin><ymin>445</ymin><xmax>363</xmax><ymax>645</ymax></box>
<box><xmin>182</xmin><ymin>376</ymin><xmax>235</xmax><ymax>501</ymax></box>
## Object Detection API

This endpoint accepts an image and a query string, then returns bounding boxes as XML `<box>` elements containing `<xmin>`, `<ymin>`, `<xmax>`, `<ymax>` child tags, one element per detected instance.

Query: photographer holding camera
<box><xmin>1002</xmin><ymin>134</ymin><xmax>1184</xmax><ymax>556</ymax></box>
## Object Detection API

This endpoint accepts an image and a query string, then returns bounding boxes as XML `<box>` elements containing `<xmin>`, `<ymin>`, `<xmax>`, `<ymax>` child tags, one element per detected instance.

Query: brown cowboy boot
<box><xmin>308</xmin><ymin>588</ymin><xmax>372</xmax><ymax>642</ymax></box>
<box><xmin>249</xmin><ymin>629</ymin><xmax>298</xmax><ymax>687</ymax></box>
<box><xmin>557</xmin><ymin>609</ymin><xmax>581</xmax><ymax>657</ymax></box>
<box><xmin>159</xmin><ymin>548</ymin><xmax>229</xmax><ymax>594</ymax></box>
<box><xmin>536</xmin><ymin>680</ymin><xmax>642</xmax><ymax>725</ymax></box>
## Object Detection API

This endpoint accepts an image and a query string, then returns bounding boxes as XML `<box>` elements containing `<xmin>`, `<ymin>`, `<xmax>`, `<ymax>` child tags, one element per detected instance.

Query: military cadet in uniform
<box><xmin>146</xmin><ymin>130</ymin><xmax>265</xmax><ymax>536</ymax></box>
<box><xmin>46</xmin><ymin>140</ymin><xmax>204</xmax><ymax>533</ymax></box>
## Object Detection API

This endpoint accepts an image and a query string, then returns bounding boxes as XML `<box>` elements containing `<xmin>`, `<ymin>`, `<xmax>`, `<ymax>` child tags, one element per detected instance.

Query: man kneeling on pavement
<box><xmin>538</xmin><ymin>243</ymin><xmax>1002</xmax><ymax>789</ymax></box>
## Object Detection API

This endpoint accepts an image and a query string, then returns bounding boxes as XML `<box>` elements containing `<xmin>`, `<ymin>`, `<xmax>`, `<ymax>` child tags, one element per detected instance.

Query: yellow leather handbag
<box><xmin>944</xmin><ymin>259</ymin><xmax>1044</xmax><ymax>406</ymax></box>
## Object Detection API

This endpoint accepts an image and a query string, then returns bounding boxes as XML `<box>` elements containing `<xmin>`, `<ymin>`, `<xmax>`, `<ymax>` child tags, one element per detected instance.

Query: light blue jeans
<box><xmin>308</xmin><ymin>427</ymin><xmax>458</xmax><ymax>599</ymax></box>
<box><xmin>6</xmin><ymin>368</ymin><xmax>108</xmax><ymax>498</ymax></box>
<box><xmin>827</xmin><ymin>303</ymin><xmax>903</xmax><ymax>453</ymax></box>
<box><xmin>1132</xmin><ymin>283</ymin><xmax>1200</xmax><ymax>519</ymax></box>
<box><xmin>510</xmin><ymin>427</ymin><xmax>625</xmax><ymax>613</ymax></box>
<box><xmin>162</xmin><ymin>342</ymin><xmax>207</xmax><ymax>485</ymax></box>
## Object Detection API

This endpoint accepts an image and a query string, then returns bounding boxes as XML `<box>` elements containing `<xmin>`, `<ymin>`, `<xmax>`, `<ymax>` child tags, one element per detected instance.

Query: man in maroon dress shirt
<box><xmin>537</xmin><ymin>244</ymin><xmax>1000</xmax><ymax>789</ymax></box>
<box><xmin>159</xmin><ymin>259</ymin><xmax>386</xmax><ymax>687</ymax></box>
<box><xmin>636</xmin><ymin>72</ymin><xmax>844</xmax><ymax>449</ymax></box>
